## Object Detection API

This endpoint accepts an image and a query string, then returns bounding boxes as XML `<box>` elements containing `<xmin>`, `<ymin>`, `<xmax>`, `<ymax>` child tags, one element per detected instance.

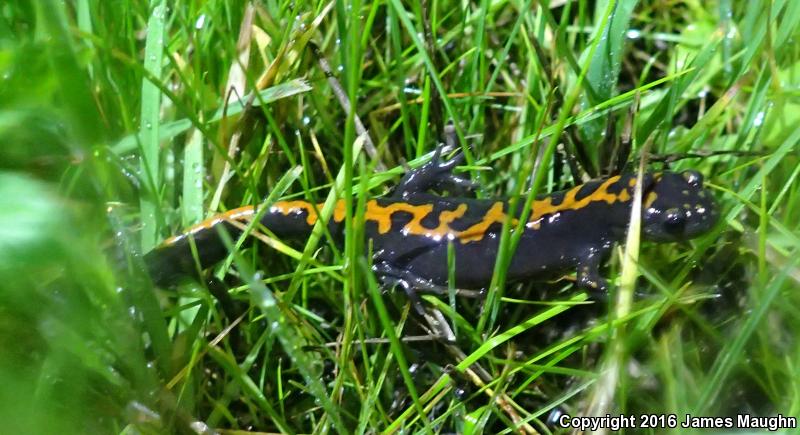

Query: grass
<box><xmin>1</xmin><ymin>0</ymin><xmax>800</xmax><ymax>433</ymax></box>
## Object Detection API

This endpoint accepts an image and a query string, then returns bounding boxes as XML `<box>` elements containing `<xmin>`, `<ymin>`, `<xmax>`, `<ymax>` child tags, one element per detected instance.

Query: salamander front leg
<box><xmin>576</xmin><ymin>251</ymin><xmax>609</xmax><ymax>299</ymax></box>
<box><xmin>372</xmin><ymin>262</ymin><xmax>426</xmax><ymax>316</ymax></box>
<box><xmin>372</xmin><ymin>261</ymin><xmax>456</xmax><ymax>316</ymax></box>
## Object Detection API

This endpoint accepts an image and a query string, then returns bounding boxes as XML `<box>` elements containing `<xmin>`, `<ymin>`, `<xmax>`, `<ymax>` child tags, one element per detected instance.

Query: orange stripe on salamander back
<box><xmin>365</xmin><ymin>200</ymin><xmax>434</xmax><ymax>234</ymax></box>
<box><xmin>434</xmin><ymin>203</ymin><xmax>468</xmax><ymax>234</ymax></box>
<box><xmin>272</xmin><ymin>199</ymin><xmax>347</xmax><ymax>226</ymax></box>
<box><xmin>163</xmin><ymin>176</ymin><xmax>639</xmax><ymax>248</ymax></box>
<box><xmin>527</xmin><ymin>176</ymin><xmax>629</xmax><ymax>228</ymax></box>
<box><xmin>363</xmin><ymin>200</ymin><xmax>513</xmax><ymax>244</ymax></box>
<box><xmin>457</xmin><ymin>202</ymin><xmax>518</xmax><ymax>243</ymax></box>
<box><xmin>410</xmin><ymin>203</ymin><xmax>468</xmax><ymax>241</ymax></box>
<box><xmin>163</xmin><ymin>205</ymin><xmax>256</xmax><ymax>246</ymax></box>
<box><xmin>270</xmin><ymin>200</ymin><xmax>318</xmax><ymax>225</ymax></box>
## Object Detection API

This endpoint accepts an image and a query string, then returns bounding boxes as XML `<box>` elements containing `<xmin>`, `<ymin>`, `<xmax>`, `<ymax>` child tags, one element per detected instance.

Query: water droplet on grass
<box><xmin>194</xmin><ymin>14</ymin><xmax>207</xmax><ymax>29</ymax></box>
<box><xmin>626</xmin><ymin>29</ymin><xmax>642</xmax><ymax>39</ymax></box>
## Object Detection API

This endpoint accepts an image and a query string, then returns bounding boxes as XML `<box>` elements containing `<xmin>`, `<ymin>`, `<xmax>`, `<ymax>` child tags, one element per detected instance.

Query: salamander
<box><xmin>144</xmin><ymin>150</ymin><xmax>719</xmax><ymax>305</ymax></box>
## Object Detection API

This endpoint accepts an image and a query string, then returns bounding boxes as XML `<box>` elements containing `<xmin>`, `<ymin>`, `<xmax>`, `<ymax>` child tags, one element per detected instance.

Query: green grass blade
<box><xmin>181</xmin><ymin>128</ymin><xmax>205</xmax><ymax>226</ymax></box>
<box><xmin>138</xmin><ymin>2</ymin><xmax>167</xmax><ymax>251</ymax></box>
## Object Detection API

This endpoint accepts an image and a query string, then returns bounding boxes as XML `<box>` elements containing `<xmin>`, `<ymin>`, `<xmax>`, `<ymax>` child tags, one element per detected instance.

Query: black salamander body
<box><xmin>145</xmin><ymin>160</ymin><xmax>719</xmax><ymax>299</ymax></box>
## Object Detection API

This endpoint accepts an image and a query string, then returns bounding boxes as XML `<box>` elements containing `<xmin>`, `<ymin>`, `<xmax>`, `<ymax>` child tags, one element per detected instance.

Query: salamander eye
<box><xmin>663</xmin><ymin>208</ymin><xmax>686</xmax><ymax>235</ymax></box>
<box><xmin>682</xmin><ymin>170</ymin><xmax>703</xmax><ymax>188</ymax></box>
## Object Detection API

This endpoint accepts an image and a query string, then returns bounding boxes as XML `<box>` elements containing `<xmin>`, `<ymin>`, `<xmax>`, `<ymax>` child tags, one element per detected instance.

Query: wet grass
<box><xmin>1</xmin><ymin>0</ymin><xmax>800</xmax><ymax>433</ymax></box>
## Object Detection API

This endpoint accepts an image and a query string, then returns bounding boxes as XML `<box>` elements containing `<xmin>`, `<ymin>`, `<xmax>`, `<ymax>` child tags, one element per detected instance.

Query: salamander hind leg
<box><xmin>393</xmin><ymin>123</ymin><xmax>477</xmax><ymax>199</ymax></box>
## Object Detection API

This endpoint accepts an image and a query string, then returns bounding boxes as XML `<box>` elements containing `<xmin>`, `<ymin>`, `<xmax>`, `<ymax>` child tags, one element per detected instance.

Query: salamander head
<box><xmin>642</xmin><ymin>171</ymin><xmax>719</xmax><ymax>242</ymax></box>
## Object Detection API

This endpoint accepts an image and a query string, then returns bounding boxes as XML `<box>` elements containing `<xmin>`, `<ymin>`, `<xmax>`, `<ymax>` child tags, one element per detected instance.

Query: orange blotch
<box><xmin>332</xmin><ymin>199</ymin><xmax>347</xmax><ymax>222</ymax></box>
<box><xmin>644</xmin><ymin>192</ymin><xmax>658</xmax><ymax>209</ymax></box>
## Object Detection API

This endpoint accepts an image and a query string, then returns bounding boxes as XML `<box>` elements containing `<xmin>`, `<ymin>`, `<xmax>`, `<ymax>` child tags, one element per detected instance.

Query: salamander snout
<box><xmin>642</xmin><ymin>171</ymin><xmax>719</xmax><ymax>242</ymax></box>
